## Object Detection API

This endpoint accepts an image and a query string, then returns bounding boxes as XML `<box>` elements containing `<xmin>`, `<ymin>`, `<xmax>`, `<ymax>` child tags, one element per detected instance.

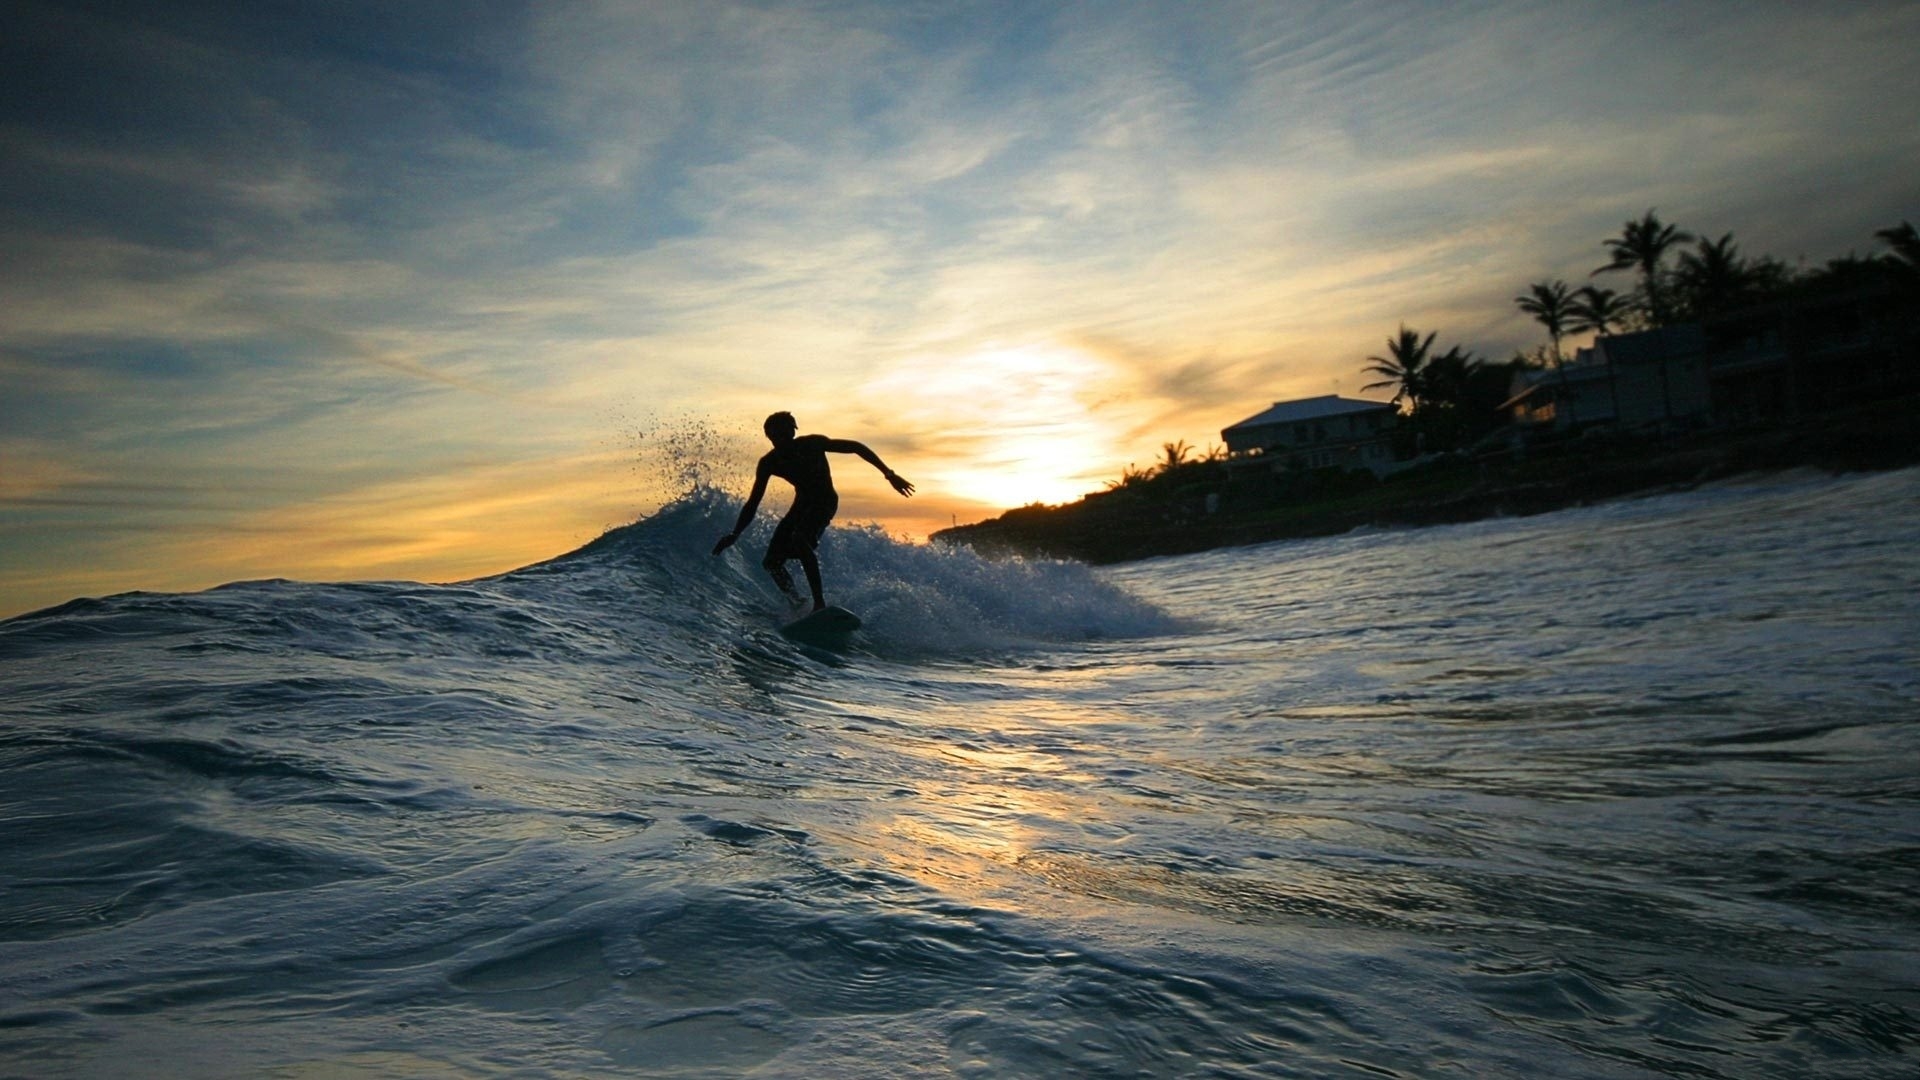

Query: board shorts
<box><xmin>765</xmin><ymin>493</ymin><xmax>837</xmax><ymax>563</ymax></box>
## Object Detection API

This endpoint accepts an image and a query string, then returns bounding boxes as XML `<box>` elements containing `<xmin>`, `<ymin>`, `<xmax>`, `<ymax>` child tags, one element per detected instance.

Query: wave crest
<box><xmin>537</xmin><ymin>489</ymin><xmax>1176</xmax><ymax>655</ymax></box>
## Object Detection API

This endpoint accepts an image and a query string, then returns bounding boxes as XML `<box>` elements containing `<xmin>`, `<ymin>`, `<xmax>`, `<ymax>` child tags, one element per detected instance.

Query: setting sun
<box><xmin>862</xmin><ymin>344</ymin><xmax>1154</xmax><ymax>508</ymax></box>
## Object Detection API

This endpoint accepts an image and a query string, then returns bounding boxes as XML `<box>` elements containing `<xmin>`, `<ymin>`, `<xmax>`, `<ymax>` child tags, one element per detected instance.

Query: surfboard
<box><xmin>779</xmin><ymin>605</ymin><xmax>861</xmax><ymax>647</ymax></box>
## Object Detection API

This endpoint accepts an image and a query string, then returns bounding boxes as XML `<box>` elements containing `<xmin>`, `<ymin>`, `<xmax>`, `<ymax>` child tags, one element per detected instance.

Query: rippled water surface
<box><xmin>3</xmin><ymin>470</ymin><xmax>1917</xmax><ymax>1078</ymax></box>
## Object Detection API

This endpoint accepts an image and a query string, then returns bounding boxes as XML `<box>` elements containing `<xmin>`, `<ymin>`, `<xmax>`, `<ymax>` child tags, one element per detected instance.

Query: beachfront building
<box><xmin>1507</xmin><ymin>282</ymin><xmax>1918</xmax><ymax>436</ymax></box>
<box><xmin>1703</xmin><ymin>283</ymin><xmax>1919</xmax><ymax>422</ymax></box>
<box><xmin>1504</xmin><ymin>324</ymin><xmax>1712</xmax><ymax>434</ymax></box>
<box><xmin>1220</xmin><ymin>395</ymin><xmax>1399</xmax><ymax>475</ymax></box>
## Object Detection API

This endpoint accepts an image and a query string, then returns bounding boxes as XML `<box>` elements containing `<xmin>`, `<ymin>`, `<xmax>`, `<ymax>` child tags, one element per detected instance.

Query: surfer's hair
<box><xmin>763</xmin><ymin>411</ymin><xmax>797</xmax><ymax>438</ymax></box>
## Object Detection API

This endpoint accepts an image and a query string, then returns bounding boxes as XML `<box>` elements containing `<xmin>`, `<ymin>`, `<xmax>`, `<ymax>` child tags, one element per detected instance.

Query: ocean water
<box><xmin>2</xmin><ymin>468</ymin><xmax>1917</xmax><ymax>1079</ymax></box>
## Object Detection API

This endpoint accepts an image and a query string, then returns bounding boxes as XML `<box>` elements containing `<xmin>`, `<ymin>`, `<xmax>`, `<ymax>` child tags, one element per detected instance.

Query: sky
<box><xmin>3</xmin><ymin>0</ymin><xmax>1917</xmax><ymax>617</ymax></box>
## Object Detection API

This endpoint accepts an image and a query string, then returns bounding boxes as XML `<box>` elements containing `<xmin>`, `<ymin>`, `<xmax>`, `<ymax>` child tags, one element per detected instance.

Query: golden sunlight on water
<box><xmin>860</xmin><ymin>344</ymin><xmax>1158</xmax><ymax>508</ymax></box>
<box><xmin>839</xmin><ymin>716</ymin><xmax>1100</xmax><ymax>910</ymax></box>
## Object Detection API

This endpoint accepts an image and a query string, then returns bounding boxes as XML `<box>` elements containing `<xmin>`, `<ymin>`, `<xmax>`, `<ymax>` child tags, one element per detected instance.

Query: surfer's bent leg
<box><xmin>764</xmin><ymin>559</ymin><xmax>803</xmax><ymax>602</ymax></box>
<box><xmin>768</xmin><ymin>495</ymin><xmax>835</xmax><ymax>611</ymax></box>
<box><xmin>797</xmin><ymin>494</ymin><xmax>836</xmax><ymax>611</ymax></box>
<box><xmin>763</xmin><ymin>516</ymin><xmax>808</xmax><ymax>603</ymax></box>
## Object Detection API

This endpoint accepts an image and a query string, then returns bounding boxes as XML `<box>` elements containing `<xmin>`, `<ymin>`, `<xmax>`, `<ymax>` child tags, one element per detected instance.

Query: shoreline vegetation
<box><xmin>933</xmin><ymin>214</ymin><xmax>1920</xmax><ymax>564</ymax></box>
<box><xmin>930</xmin><ymin>398</ymin><xmax>1920</xmax><ymax>564</ymax></box>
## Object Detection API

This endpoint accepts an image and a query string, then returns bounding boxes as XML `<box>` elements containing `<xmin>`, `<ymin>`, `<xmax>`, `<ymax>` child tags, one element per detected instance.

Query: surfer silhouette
<box><xmin>712</xmin><ymin>411</ymin><xmax>914</xmax><ymax>611</ymax></box>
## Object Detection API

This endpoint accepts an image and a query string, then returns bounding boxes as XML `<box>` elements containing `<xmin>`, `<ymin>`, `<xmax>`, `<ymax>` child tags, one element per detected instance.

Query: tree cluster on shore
<box><xmin>1354</xmin><ymin>214</ymin><xmax>1920</xmax><ymax>457</ymax></box>
<box><xmin>935</xmin><ymin>215</ymin><xmax>1920</xmax><ymax>563</ymax></box>
<box><xmin>1099</xmin><ymin>215</ymin><xmax>1920</xmax><ymax>500</ymax></box>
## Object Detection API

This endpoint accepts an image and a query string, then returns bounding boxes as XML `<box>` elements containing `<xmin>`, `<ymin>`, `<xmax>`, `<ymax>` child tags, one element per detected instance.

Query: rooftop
<box><xmin>1223</xmin><ymin>395</ymin><xmax>1396</xmax><ymax>432</ymax></box>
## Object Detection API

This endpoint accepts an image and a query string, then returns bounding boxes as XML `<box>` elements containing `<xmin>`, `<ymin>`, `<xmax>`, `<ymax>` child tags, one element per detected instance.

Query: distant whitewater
<box><xmin>3</xmin><ymin>470</ymin><xmax>1917</xmax><ymax>1078</ymax></box>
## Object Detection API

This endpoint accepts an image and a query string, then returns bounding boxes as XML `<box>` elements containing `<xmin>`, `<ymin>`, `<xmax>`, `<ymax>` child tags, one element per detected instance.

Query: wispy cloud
<box><xmin>3</xmin><ymin>0</ymin><xmax>1917</xmax><ymax>615</ymax></box>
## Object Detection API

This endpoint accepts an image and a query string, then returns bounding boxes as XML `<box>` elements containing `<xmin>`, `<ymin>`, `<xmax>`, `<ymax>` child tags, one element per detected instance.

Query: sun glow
<box><xmin>861</xmin><ymin>344</ymin><xmax>1146</xmax><ymax>509</ymax></box>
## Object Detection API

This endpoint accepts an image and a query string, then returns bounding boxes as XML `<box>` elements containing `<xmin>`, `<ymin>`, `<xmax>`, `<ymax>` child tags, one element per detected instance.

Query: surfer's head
<box><xmin>763</xmin><ymin>411</ymin><xmax>798</xmax><ymax>445</ymax></box>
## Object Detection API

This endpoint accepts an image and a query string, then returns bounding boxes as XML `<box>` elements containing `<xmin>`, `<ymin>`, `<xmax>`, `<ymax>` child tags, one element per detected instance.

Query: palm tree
<box><xmin>1360</xmin><ymin>325</ymin><xmax>1438</xmax><ymax>409</ymax></box>
<box><xmin>1421</xmin><ymin>345</ymin><xmax>1479</xmax><ymax>407</ymax></box>
<box><xmin>1672</xmin><ymin>232</ymin><xmax>1752</xmax><ymax>320</ymax></box>
<box><xmin>1104</xmin><ymin>463</ymin><xmax>1151</xmax><ymax>491</ymax></box>
<box><xmin>1876</xmin><ymin>221</ymin><xmax>1920</xmax><ymax>269</ymax></box>
<box><xmin>1515</xmin><ymin>280</ymin><xmax>1575</xmax><ymax>364</ymax></box>
<box><xmin>1595</xmin><ymin>209</ymin><xmax>1693</xmax><ymax>326</ymax></box>
<box><xmin>1875</xmin><ymin>221</ymin><xmax>1920</xmax><ymax>294</ymax></box>
<box><xmin>1567</xmin><ymin>285</ymin><xmax>1630</xmax><ymax>338</ymax></box>
<box><xmin>1743</xmin><ymin>255</ymin><xmax>1798</xmax><ymax>299</ymax></box>
<box><xmin>1157</xmin><ymin>440</ymin><xmax>1194</xmax><ymax>474</ymax></box>
<box><xmin>1422</xmin><ymin>345</ymin><xmax>1473</xmax><ymax>442</ymax></box>
<box><xmin>1565</xmin><ymin>284</ymin><xmax>1633</xmax><ymax>423</ymax></box>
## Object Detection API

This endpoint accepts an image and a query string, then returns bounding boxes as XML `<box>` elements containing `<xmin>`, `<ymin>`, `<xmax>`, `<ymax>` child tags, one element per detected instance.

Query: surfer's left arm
<box><xmin>826</xmin><ymin>439</ymin><xmax>914</xmax><ymax>497</ymax></box>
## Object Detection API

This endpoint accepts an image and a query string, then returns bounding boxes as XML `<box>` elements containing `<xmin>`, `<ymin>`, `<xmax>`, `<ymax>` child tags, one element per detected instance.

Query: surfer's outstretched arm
<box><xmin>825</xmin><ymin>439</ymin><xmax>914</xmax><ymax>497</ymax></box>
<box><xmin>712</xmin><ymin>463</ymin><xmax>772</xmax><ymax>555</ymax></box>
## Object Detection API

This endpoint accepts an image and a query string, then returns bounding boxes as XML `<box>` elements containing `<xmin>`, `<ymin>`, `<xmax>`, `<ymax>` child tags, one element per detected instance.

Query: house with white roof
<box><xmin>1220</xmin><ymin>395</ymin><xmax>1399</xmax><ymax>475</ymax></box>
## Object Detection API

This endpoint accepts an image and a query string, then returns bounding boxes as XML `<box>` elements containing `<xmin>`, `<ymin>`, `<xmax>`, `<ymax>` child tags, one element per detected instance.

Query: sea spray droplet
<box><xmin>625</xmin><ymin>412</ymin><xmax>754</xmax><ymax>505</ymax></box>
